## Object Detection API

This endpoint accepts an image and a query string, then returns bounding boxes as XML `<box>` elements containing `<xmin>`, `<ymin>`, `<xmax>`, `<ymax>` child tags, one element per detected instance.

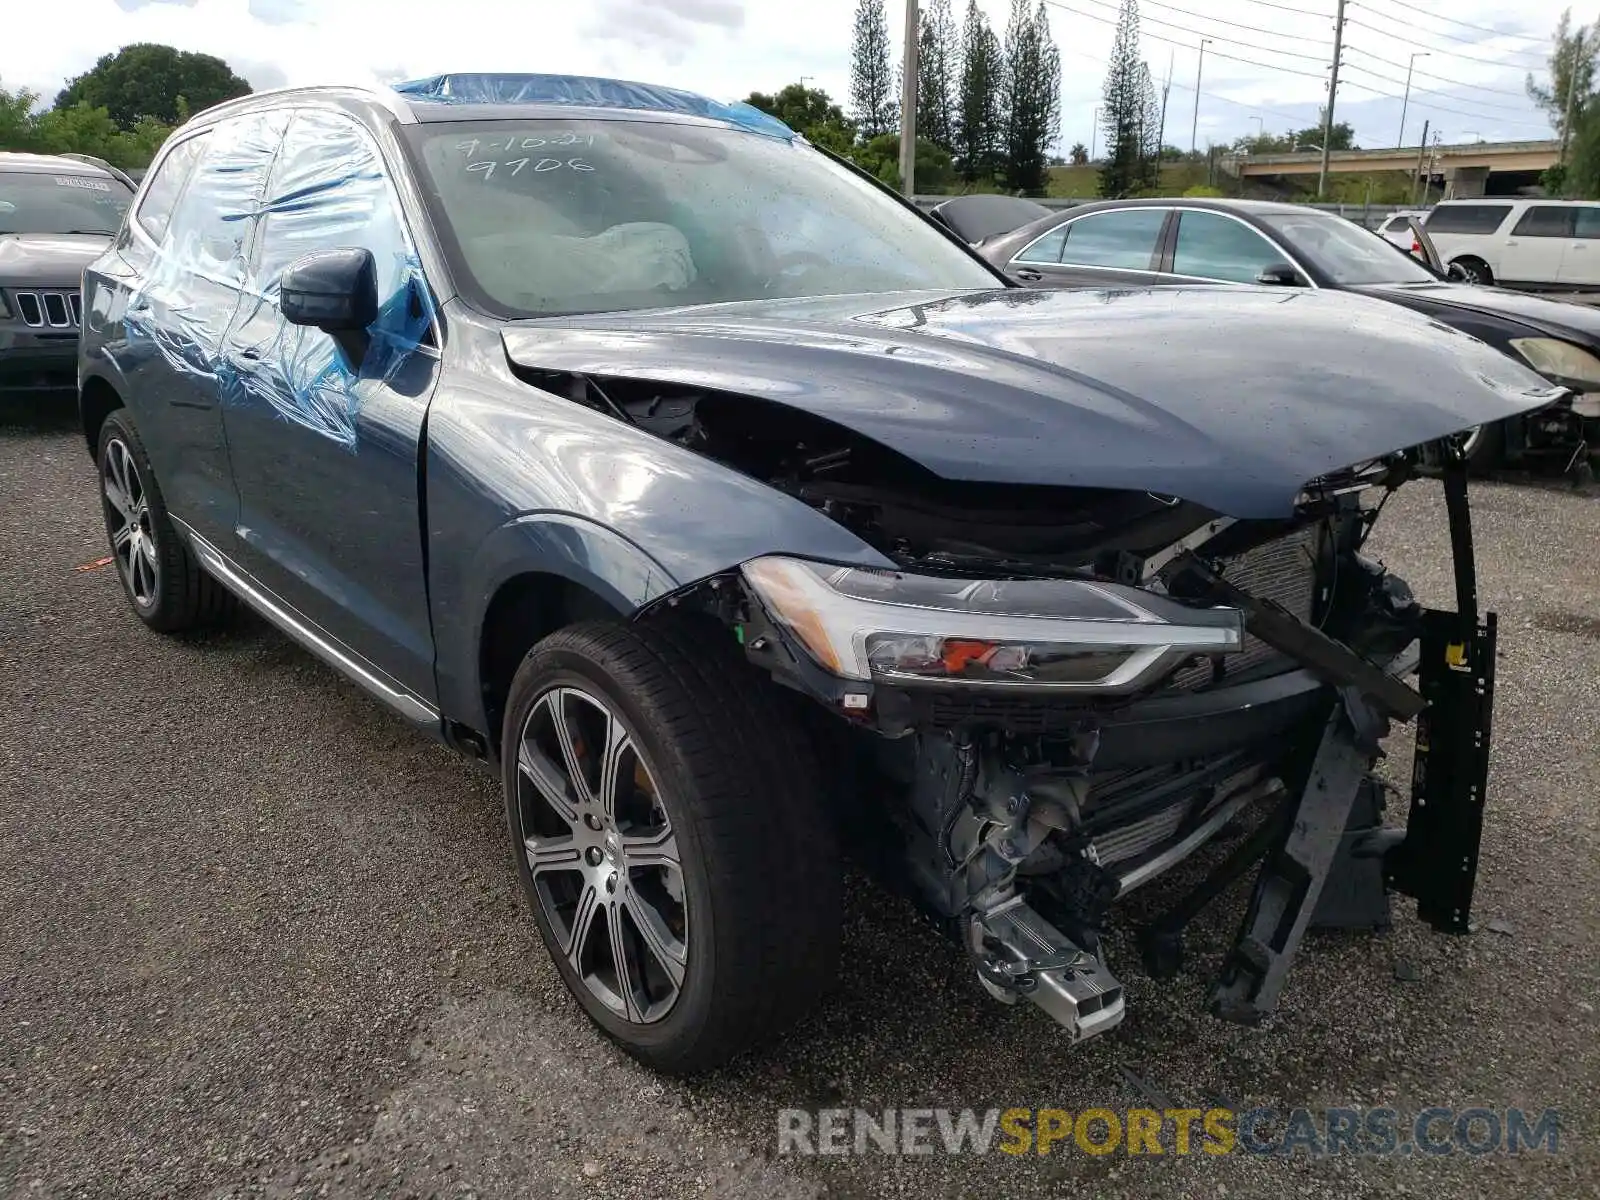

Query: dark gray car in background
<box><xmin>0</xmin><ymin>152</ymin><xmax>134</xmax><ymax>402</ymax></box>
<box><xmin>78</xmin><ymin>73</ymin><xmax>1561</xmax><ymax>1073</ymax></box>
<box><xmin>958</xmin><ymin>196</ymin><xmax>1599</xmax><ymax>473</ymax></box>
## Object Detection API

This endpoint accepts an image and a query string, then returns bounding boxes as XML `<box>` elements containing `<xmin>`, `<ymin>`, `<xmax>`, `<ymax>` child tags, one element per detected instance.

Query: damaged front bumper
<box><xmin>666</xmin><ymin>458</ymin><xmax>1498</xmax><ymax>1044</ymax></box>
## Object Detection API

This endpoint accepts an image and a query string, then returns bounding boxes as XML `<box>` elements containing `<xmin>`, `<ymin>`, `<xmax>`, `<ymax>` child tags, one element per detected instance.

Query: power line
<box><xmin>1043</xmin><ymin>0</ymin><xmax>1334</xmax><ymax>81</ymax></box>
<box><xmin>1347</xmin><ymin>7</ymin><xmax>1546</xmax><ymax>65</ymax></box>
<box><xmin>1371</xmin><ymin>0</ymin><xmax>1548</xmax><ymax>48</ymax></box>
<box><xmin>1166</xmin><ymin>78</ymin><xmax>1314</xmax><ymax>127</ymax></box>
<box><xmin>1135</xmin><ymin>0</ymin><xmax>1333</xmax><ymax>47</ymax></box>
<box><xmin>1235</xmin><ymin>0</ymin><xmax>1331</xmax><ymax>16</ymax></box>
<box><xmin>1337</xmin><ymin>76</ymin><xmax>1553</xmax><ymax>130</ymax></box>
<box><xmin>1337</xmin><ymin>58</ymin><xmax>1546</xmax><ymax>116</ymax></box>
<box><xmin>1070</xmin><ymin>0</ymin><xmax>1330</xmax><ymax>63</ymax></box>
<box><xmin>1341</xmin><ymin>43</ymin><xmax>1532</xmax><ymax>98</ymax></box>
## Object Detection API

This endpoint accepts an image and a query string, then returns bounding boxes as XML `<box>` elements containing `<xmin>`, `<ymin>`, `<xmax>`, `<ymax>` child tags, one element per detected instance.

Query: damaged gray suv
<box><xmin>79</xmin><ymin>74</ymin><xmax>1563</xmax><ymax>1073</ymax></box>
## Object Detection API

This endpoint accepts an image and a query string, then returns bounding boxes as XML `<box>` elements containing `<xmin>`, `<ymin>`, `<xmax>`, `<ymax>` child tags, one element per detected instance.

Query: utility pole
<box><xmin>1412</xmin><ymin>117</ymin><xmax>1430</xmax><ymax>204</ymax></box>
<box><xmin>1317</xmin><ymin>0</ymin><xmax>1347</xmax><ymax>198</ymax></box>
<box><xmin>1559</xmin><ymin>29</ymin><xmax>1584</xmax><ymax>164</ymax></box>
<box><xmin>899</xmin><ymin>0</ymin><xmax>919</xmax><ymax>197</ymax></box>
<box><xmin>1398</xmin><ymin>51</ymin><xmax>1429</xmax><ymax>147</ymax></box>
<box><xmin>1156</xmin><ymin>50</ymin><xmax>1174</xmax><ymax>155</ymax></box>
<box><xmin>1190</xmin><ymin>39</ymin><xmax>1211</xmax><ymax>152</ymax></box>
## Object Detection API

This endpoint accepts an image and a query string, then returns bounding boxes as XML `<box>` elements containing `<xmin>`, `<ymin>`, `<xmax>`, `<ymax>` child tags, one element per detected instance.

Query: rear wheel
<box><xmin>502</xmin><ymin>618</ymin><xmax>841</xmax><ymax>1073</ymax></box>
<box><xmin>96</xmin><ymin>409</ymin><xmax>234</xmax><ymax>632</ymax></box>
<box><xmin>1451</xmin><ymin>256</ymin><xmax>1494</xmax><ymax>286</ymax></box>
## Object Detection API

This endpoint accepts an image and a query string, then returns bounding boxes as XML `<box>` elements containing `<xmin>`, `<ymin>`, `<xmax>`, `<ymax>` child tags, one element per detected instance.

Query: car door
<box><xmin>1560</xmin><ymin>205</ymin><xmax>1600</xmax><ymax>286</ymax></box>
<box><xmin>1501</xmin><ymin>205</ymin><xmax>1573</xmax><ymax>285</ymax></box>
<box><xmin>1007</xmin><ymin>208</ymin><xmax>1171</xmax><ymax>288</ymax></box>
<box><xmin>118</xmin><ymin>114</ymin><xmax>287</xmax><ymax>550</ymax></box>
<box><xmin>1167</xmin><ymin>209</ymin><xmax>1307</xmax><ymax>285</ymax></box>
<box><xmin>219</xmin><ymin>108</ymin><xmax>440</xmax><ymax>707</ymax></box>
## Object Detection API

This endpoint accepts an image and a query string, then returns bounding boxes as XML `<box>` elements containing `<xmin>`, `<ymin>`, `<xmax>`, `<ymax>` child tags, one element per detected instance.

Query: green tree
<box><xmin>56</xmin><ymin>43</ymin><xmax>249</xmax><ymax>129</ymax></box>
<box><xmin>745</xmin><ymin>84</ymin><xmax>859</xmax><ymax>157</ymax></box>
<box><xmin>1069</xmin><ymin>141</ymin><xmax>1088</xmax><ymax>164</ymax></box>
<box><xmin>1</xmin><ymin>80</ymin><xmax>39</xmax><ymax>150</ymax></box>
<box><xmin>1001</xmin><ymin>0</ymin><xmax>1060</xmax><ymax>194</ymax></box>
<box><xmin>1293</xmin><ymin>118</ymin><xmax>1354</xmax><ymax>151</ymax></box>
<box><xmin>1098</xmin><ymin>0</ymin><xmax>1145</xmax><ymax>197</ymax></box>
<box><xmin>955</xmin><ymin>0</ymin><xmax>1004</xmax><ymax>183</ymax></box>
<box><xmin>1527</xmin><ymin>8</ymin><xmax>1599</xmax><ymax>154</ymax></box>
<box><xmin>849</xmin><ymin>0</ymin><xmax>898</xmax><ymax>139</ymax></box>
<box><xmin>917</xmin><ymin>0</ymin><xmax>959</xmax><ymax>150</ymax></box>
<box><xmin>852</xmin><ymin>131</ymin><xmax>956</xmax><ymax>190</ymax></box>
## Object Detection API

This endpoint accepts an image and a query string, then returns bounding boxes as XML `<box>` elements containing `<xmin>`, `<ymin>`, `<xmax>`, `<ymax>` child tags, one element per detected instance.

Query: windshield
<box><xmin>0</xmin><ymin>170</ymin><xmax>133</xmax><ymax>235</ymax></box>
<box><xmin>1260</xmin><ymin>211</ymin><xmax>1437</xmax><ymax>285</ymax></box>
<box><xmin>403</xmin><ymin>119</ymin><xmax>1000</xmax><ymax>317</ymax></box>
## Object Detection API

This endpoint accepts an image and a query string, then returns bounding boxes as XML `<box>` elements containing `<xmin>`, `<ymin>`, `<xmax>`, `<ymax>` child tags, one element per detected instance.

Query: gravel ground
<box><xmin>1</xmin><ymin>406</ymin><xmax>1596</xmax><ymax>1200</ymax></box>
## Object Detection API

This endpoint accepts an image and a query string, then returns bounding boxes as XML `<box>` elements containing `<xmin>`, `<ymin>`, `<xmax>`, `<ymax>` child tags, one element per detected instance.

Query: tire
<box><xmin>96</xmin><ymin>409</ymin><xmax>235</xmax><ymax>632</ymax></box>
<box><xmin>501</xmin><ymin>617</ymin><xmax>842</xmax><ymax>1073</ymax></box>
<box><xmin>1452</xmin><ymin>256</ymin><xmax>1494</xmax><ymax>286</ymax></box>
<box><xmin>1460</xmin><ymin>419</ymin><xmax>1504</xmax><ymax>472</ymax></box>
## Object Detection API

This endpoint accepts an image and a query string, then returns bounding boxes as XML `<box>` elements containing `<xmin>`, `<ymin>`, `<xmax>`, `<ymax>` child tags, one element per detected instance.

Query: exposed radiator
<box><xmin>1170</xmin><ymin>526</ymin><xmax>1319</xmax><ymax>689</ymax></box>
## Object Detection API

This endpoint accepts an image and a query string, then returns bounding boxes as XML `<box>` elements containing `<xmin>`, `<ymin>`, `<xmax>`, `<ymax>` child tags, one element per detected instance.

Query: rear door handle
<box><xmin>1013</xmin><ymin>267</ymin><xmax>1044</xmax><ymax>283</ymax></box>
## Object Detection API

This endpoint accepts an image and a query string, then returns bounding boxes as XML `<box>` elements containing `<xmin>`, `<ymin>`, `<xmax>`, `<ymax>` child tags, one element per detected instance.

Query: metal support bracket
<box><xmin>1209</xmin><ymin>700</ymin><xmax>1375</xmax><ymax>1024</ymax></box>
<box><xmin>1383</xmin><ymin>456</ymin><xmax>1497</xmax><ymax>934</ymax></box>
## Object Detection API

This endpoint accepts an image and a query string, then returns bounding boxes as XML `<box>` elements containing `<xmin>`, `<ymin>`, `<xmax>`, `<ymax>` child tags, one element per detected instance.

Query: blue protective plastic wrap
<box><xmin>123</xmin><ymin>107</ymin><xmax>433</xmax><ymax>449</ymax></box>
<box><xmin>392</xmin><ymin>73</ymin><xmax>795</xmax><ymax>140</ymax></box>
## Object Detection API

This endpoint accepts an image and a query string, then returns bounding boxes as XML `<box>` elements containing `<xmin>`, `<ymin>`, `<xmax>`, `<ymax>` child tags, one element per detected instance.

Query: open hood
<box><xmin>502</xmin><ymin>286</ymin><xmax>1562</xmax><ymax>519</ymax></box>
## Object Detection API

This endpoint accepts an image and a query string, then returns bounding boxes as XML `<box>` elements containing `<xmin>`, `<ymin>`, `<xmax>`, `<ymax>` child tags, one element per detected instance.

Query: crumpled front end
<box><xmin>673</xmin><ymin>451</ymin><xmax>1495</xmax><ymax>1043</ymax></box>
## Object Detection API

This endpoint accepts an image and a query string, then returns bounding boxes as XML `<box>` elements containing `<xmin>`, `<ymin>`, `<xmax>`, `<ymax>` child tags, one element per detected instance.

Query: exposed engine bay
<box><xmin>540</xmin><ymin>369</ymin><xmax>1499</xmax><ymax>1045</ymax></box>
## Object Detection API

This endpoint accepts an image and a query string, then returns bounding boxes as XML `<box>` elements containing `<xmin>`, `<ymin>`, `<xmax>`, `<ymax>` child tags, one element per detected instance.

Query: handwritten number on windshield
<box><xmin>465</xmin><ymin>158</ymin><xmax>596</xmax><ymax>180</ymax></box>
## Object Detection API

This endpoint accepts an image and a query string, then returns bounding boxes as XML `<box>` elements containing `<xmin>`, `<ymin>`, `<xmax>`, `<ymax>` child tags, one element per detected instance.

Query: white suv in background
<box><xmin>1423</xmin><ymin>198</ymin><xmax>1600</xmax><ymax>288</ymax></box>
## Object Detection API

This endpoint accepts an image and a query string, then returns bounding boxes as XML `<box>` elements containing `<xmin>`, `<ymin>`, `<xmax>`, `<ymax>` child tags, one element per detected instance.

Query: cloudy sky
<box><xmin>0</xmin><ymin>0</ymin><xmax>1577</xmax><ymax>152</ymax></box>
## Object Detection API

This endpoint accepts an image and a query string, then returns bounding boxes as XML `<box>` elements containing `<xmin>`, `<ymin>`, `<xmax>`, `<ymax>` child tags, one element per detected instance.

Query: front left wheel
<box><xmin>502</xmin><ymin>618</ymin><xmax>842</xmax><ymax>1074</ymax></box>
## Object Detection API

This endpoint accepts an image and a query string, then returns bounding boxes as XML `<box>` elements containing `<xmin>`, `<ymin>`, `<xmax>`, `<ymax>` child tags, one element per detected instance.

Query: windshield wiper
<box><xmin>60</xmin><ymin>228</ymin><xmax>116</xmax><ymax>235</ymax></box>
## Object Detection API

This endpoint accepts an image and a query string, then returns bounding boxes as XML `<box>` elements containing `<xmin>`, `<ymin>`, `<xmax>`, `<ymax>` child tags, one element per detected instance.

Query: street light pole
<box><xmin>1190</xmin><ymin>39</ymin><xmax>1211</xmax><ymax>152</ymax></box>
<box><xmin>1398</xmin><ymin>51</ymin><xmax>1429</xmax><ymax>147</ymax></box>
<box><xmin>1091</xmin><ymin>106</ymin><xmax>1101</xmax><ymax>161</ymax></box>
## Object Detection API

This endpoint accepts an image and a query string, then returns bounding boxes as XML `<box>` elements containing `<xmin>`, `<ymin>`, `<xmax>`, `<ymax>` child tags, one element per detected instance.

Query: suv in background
<box><xmin>1423</xmin><ymin>198</ymin><xmax>1600</xmax><ymax>289</ymax></box>
<box><xmin>0</xmin><ymin>153</ymin><xmax>135</xmax><ymax>403</ymax></box>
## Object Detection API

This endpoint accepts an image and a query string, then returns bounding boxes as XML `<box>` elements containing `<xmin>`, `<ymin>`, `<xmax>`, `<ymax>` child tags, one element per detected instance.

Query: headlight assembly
<box><xmin>740</xmin><ymin>556</ymin><xmax>1243</xmax><ymax>694</ymax></box>
<box><xmin>1509</xmin><ymin>337</ymin><xmax>1600</xmax><ymax>386</ymax></box>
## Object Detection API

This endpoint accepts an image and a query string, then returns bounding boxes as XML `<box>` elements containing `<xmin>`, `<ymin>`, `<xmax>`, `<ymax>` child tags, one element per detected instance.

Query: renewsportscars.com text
<box><xmin>776</xmin><ymin>1106</ymin><xmax>1561</xmax><ymax>1158</ymax></box>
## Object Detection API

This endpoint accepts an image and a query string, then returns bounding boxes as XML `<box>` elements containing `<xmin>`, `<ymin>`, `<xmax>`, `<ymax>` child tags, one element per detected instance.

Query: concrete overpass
<box><xmin>1228</xmin><ymin>139</ymin><xmax>1559</xmax><ymax>197</ymax></box>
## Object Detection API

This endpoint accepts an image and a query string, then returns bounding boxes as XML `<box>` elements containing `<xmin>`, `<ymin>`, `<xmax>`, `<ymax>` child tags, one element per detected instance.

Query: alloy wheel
<box><xmin>103</xmin><ymin>438</ymin><xmax>159</xmax><ymax>608</ymax></box>
<box><xmin>515</xmin><ymin>685</ymin><xmax>689</xmax><ymax>1024</ymax></box>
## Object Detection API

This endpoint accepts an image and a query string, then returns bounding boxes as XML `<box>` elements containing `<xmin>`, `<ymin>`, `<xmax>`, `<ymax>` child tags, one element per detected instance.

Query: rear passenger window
<box><xmin>162</xmin><ymin>111</ymin><xmax>289</xmax><ymax>282</ymax></box>
<box><xmin>135</xmin><ymin>135</ymin><xmax>206</xmax><ymax>240</ymax></box>
<box><xmin>1057</xmin><ymin>209</ymin><xmax>1167</xmax><ymax>272</ymax></box>
<box><xmin>1424</xmin><ymin>204</ymin><xmax>1512</xmax><ymax>234</ymax></box>
<box><xmin>1511</xmin><ymin>206</ymin><xmax>1577</xmax><ymax>238</ymax></box>
<box><xmin>1575</xmin><ymin>207</ymin><xmax>1600</xmax><ymax>238</ymax></box>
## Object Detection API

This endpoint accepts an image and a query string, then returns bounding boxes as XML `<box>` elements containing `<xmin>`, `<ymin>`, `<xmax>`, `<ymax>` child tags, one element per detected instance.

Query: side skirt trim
<box><xmin>174</xmin><ymin>519</ymin><xmax>441</xmax><ymax>729</ymax></box>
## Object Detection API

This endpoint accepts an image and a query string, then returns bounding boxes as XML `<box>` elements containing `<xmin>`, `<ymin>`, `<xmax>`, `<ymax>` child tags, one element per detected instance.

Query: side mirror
<box><xmin>280</xmin><ymin>248</ymin><xmax>377</xmax><ymax>331</ymax></box>
<box><xmin>1446</xmin><ymin>262</ymin><xmax>1470</xmax><ymax>283</ymax></box>
<box><xmin>1255</xmin><ymin>263</ymin><xmax>1305</xmax><ymax>287</ymax></box>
